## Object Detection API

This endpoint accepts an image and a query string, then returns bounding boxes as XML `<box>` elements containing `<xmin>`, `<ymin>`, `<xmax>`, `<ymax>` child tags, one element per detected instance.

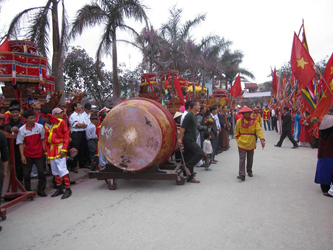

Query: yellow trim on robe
<box><xmin>251</xmin><ymin>113</ymin><xmax>262</xmax><ymax>127</ymax></box>
<box><xmin>234</xmin><ymin>118</ymin><xmax>265</xmax><ymax>151</ymax></box>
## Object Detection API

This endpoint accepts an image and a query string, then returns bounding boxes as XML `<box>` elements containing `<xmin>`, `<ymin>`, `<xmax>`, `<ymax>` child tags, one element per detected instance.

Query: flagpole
<box><xmin>314</xmin><ymin>65</ymin><xmax>333</xmax><ymax>95</ymax></box>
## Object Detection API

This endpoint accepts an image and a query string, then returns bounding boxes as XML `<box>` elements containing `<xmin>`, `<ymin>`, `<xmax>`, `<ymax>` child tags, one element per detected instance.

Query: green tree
<box><xmin>6</xmin><ymin>0</ymin><xmax>68</xmax><ymax>102</ymax></box>
<box><xmin>70</xmin><ymin>0</ymin><xmax>148</xmax><ymax>105</ymax></box>
<box><xmin>63</xmin><ymin>46</ymin><xmax>113</xmax><ymax>107</ymax></box>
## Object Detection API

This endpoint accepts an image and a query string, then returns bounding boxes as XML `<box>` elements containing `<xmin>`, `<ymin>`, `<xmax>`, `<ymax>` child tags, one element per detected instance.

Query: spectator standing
<box><xmin>69</xmin><ymin>102</ymin><xmax>87</xmax><ymax>172</ymax></box>
<box><xmin>263</xmin><ymin>105</ymin><xmax>271</xmax><ymax>131</ymax></box>
<box><xmin>220</xmin><ymin>105</ymin><xmax>230</xmax><ymax>151</ymax></box>
<box><xmin>314</xmin><ymin>114</ymin><xmax>333</xmax><ymax>197</ymax></box>
<box><xmin>202</xmin><ymin>131</ymin><xmax>213</xmax><ymax>171</ymax></box>
<box><xmin>180</xmin><ymin>100</ymin><xmax>192</xmax><ymax>126</ymax></box>
<box><xmin>17</xmin><ymin>110</ymin><xmax>47</xmax><ymax>197</ymax></box>
<box><xmin>196</xmin><ymin>105</ymin><xmax>207</xmax><ymax>148</ymax></box>
<box><xmin>86</xmin><ymin>114</ymin><xmax>99</xmax><ymax>171</ymax></box>
<box><xmin>0</xmin><ymin>130</ymin><xmax>9</xmax><ymax>232</ymax></box>
<box><xmin>210</xmin><ymin>105</ymin><xmax>219</xmax><ymax>162</ymax></box>
<box><xmin>5</xmin><ymin>105</ymin><xmax>24</xmax><ymax>183</ymax></box>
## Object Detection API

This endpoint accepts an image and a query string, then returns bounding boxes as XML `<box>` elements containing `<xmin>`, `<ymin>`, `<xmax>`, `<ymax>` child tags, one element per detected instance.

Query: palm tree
<box><xmin>7</xmin><ymin>0</ymin><xmax>68</xmax><ymax>102</ymax></box>
<box><xmin>70</xmin><ymin>0</ymin><xmax>148</xmax><ymax>105</ymax></box>
<box><xmin>197</xmin><ymin>36</ymin><xmax>231</xmax><ymax>87</ymax></box>
<box><xmin>159</xmin><ymin>6</ymin><xmax>206</xmax><ymax>72</ymax></box>
<box><xmin>220</xmin><ymin>49</ymin><xmax>254</xmax><ymax>89</ymax></box>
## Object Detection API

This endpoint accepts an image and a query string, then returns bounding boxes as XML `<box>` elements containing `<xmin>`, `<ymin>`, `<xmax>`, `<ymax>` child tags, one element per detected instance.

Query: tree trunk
<box><xmin>51</xmin><ymin>0</ymin><xmax>64</xmax><ymax>104</ymax></box>
<box><xmin>112</xmin><ymin>28</ymin><xmax>121</xmax><ymax>105</ymax></box>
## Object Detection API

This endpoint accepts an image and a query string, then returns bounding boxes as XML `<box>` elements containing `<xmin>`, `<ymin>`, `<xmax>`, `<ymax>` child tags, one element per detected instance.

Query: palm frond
<box><xmin>26</xmin><ymin>4</ymin><xmax>51</xmax><ymax>57</ymax></box>
<box><xmin>181</xmin><ymin>13</ymin><xmax>206</xmax><ymax>40</ymax></box>
<box><xmin>7</xmin><ymin>7</ymin><xmax>45</xmax><ymax>38</ymax></box>
<box><xmin>70</xmin><ymin>4</ymin><xmax>106</xmax><ymax>40</ymax></box>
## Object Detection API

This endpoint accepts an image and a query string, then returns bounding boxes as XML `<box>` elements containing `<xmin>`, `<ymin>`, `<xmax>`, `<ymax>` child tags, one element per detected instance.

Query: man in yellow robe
<box><xmin>235</xmin><ymin>106</ymin><xmax>265</xmax><ymax>181</ymax></box>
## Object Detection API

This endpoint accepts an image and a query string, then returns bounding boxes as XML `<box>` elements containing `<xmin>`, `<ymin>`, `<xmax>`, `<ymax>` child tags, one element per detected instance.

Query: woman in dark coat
<box><xmin>314</xmin><ymin>114</ymin><xmax>333</xmax><ymax>197</ymax></box>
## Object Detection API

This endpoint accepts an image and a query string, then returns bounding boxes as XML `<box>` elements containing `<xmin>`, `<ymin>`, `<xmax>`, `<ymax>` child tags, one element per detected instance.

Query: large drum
<box><xmin>99</xmin><ymin>98</ymin><xmax>177</xmax><ymax>172</ymax></box>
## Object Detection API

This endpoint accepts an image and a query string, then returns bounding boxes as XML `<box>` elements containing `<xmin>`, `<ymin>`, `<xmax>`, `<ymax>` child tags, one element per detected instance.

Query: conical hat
<box><xmin>239</xmin><ymin>105</ymin><xmax>253</xmax><ymax>113</ymax></box>
<box><xmin>319</xmin><ymin>115</ymin><xmax>333</xmax><ymax>130</ymax></box>
<box><xmin>173</xmin><ymin>112</ymin><xmax>183</xmax><ymax>119</ymax></box>
<box><xmin>253</xmin><ymin>107</ymin><xmax>259</xmax><ymax>111</ymax></box>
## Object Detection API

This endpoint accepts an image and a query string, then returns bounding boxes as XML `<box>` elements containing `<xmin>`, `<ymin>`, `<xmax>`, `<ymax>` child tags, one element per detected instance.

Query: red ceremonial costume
<box><xmin>263</xmin><ymin>109</ymin><xmax>270</xmax><ymax>121</ymax></box>
<box><xmin>300</xmin><ymin>115</ymin><xmax>312</xmax><ymax>144</ymax></box>
<box><xmin>43</xmin><ymin>114</ymin><xmax>71</xmax><ymax>195</ymax></box>
<box><xmin>44</xmin><ymin>118</ymin><xmax>70</xmax><ymax>159</ymax></box>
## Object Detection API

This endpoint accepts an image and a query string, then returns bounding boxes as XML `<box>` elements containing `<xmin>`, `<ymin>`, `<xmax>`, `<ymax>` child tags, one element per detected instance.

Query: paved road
<box><xmin>1</xmin><ymin>130</ymin><xmax>332</xmax><ymax>250</ymax></box>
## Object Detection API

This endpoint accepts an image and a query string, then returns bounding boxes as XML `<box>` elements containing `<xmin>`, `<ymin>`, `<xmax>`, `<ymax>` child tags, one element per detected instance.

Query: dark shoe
<box><xmin>291</xmin><ymin>145</ymin><xmax>298</xmax><ymax>149</ymax></box>
<box><xmin>188</xmin><ymin>178</ymin><xmax>200</xmax><ymax>183</ymax></box>
<box><xmin>51</xmin><ymin>187</ymin><xmax>64</xmax><ymax>197</ymax></box>
<box><xmin>248</xmin><ymin>173</ymin><xmax>253</xmax><ymax>177</ymax></box>
<box><xmin>61</xmin><ymin>188</ymin><xmax>72</xmax><ymax>199</ymax></box>
<box><xmin>274</xmin><ymin>144</ymin><xmax>281</xmax><ymax>147</ymax></box>
<box><xmin>37</xmin><ymin>190</ymin><xmax>48</xmax><ymax>197</ymax></box>
<box><xmin>212</xmin><ymin>160</ymin><xmax>218</xmax><ymax>163</ymax></box>
<box><xmin>237</xmin><ymin>176</ymin><xmax>245</xmax><ymax>181</ymax></box>
<box><xmin>71</xmin><ymin>168</ymin><xmax>78</xmax><ymax>173</ymax></box>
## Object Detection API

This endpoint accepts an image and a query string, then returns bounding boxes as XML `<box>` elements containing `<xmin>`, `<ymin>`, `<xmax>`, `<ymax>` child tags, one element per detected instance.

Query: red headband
<box><xmin>41</xmin><ymin>113</ymin><xmax>59</xmax><ymax>124</ymax></box>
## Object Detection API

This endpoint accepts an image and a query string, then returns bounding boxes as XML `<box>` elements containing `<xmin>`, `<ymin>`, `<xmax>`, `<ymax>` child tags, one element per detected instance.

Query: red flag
<box><xmin>290</xmin><ymin>32</ymin><xmax>316</xmax><ymax>89</ymax></box>
<box><xmin>312</xmin><ymin>89</ymin><xmax>333</xmax><ymax>118</ymax></box>
<box><xmin>229</xmin><ymin>74</ymin><xmax>242</xmax><ymax>98</ymax></box>
<box><xmin>272</xmin><ymin>68</ymin><xmax>278</xmax><ymax>95</ymax></box>
<box><xmin>322</xmin><ymin>53</ymin><xmax>333</xmax><ymax>91</ymax></box>
<box><xmin>174</xmin><ymin>78</ymin><xmax>185</xmax><ymax>106</ymax></box>
<box><xmin>0</xmin><ymin>38</ymin><xmax>11</xmax><ymax>52</ymax></box>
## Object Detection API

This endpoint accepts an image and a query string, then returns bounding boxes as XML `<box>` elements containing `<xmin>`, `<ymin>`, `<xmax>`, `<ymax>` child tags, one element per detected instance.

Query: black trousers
<box><xmin>276</xmin><ymin>131</ymin><xmax>298</xmax><ymax>147</ymax></box>
<box><xmin>71</xmin><ymin>131</ymin><xmax>86</xmax><ymax>169</ymax></box>
<box><xmin>14</xmin><ymin>144</ymin><xmax>23</xmax><ymax>183</ymax></box>
<box><xmin>23</xmin><ymin>157</ymin><xmax>46</xmax><ymax>192</ymax></box>
<box><xmin>0</xmin><ymin>164</ymin><xmax>3</xmax><ymax>207</ymax></box>
<box><xmin>183</xmin><ymin>139</ymin><xmax>204</xmax><ymax>180</ymax></box>
<box><xmin>320</xmin><ymin>184</ymin><xmax>331</xmax><ymax>193</ymax></box>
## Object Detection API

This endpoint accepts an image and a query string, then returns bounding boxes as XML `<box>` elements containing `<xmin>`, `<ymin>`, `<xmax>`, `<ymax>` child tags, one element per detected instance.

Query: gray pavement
<box><xmin>1</xmin><ymin>130</ymin><xmax>332</xmax><ymax>250</ymax></box>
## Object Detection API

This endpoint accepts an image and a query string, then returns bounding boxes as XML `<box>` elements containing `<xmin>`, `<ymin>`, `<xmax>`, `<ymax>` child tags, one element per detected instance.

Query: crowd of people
<box><xmin>0</xmin><ymin>98</ymin><xmax>332</xmax><ymax>232</ymax></box>
<box><xmin>0</xmin><ymin>99</ymin><xmax>111</xmax><ymax>203</ymax></box>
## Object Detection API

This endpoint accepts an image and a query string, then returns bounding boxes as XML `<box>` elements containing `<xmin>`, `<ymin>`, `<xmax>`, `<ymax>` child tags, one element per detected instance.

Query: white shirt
<box><xmin>86</xmin><ymin>123</ymin><xmax>97</xmax><ymax>140</ymax></box>
<box><xmin>180</xmin><ymin>111</ymin><xmax>188</xmax><ymax>126</ymax></box>
<box><xmin>271</xmin><ymin>109</ymin><xmax>276</xmax><ymax>117</ymax></box>
<box><xmin>211</xmin><ymin>113</ymin><xmax>220</xmax><ymax>130</ymax></box>
<box><xmin>82</xmin><ymin>111</ymin><xmax>91</xmax><ymax>125</ymax></box>
<box><xmin>69</xmin><ymin>112</ymin><xmax>86</xmax><ymax>132</ymax></box>
<box><xmin>203</xmin><ymin>139</ymin><xmax>213</xmax><ymax>154</ymax></box>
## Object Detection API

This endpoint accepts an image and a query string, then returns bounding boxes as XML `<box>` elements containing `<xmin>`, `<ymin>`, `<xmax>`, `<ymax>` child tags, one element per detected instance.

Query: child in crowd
<box><xmin>202</xmin><ymin>131</ymin><xmax>213</xmax><ymax>171</ymax></box>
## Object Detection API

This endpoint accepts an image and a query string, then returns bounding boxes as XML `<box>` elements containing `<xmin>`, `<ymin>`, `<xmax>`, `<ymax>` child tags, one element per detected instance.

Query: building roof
<box><xmin>244</xmin><ymin>83</ymin><xmax>259</xmax><ymax>89</ymax></box>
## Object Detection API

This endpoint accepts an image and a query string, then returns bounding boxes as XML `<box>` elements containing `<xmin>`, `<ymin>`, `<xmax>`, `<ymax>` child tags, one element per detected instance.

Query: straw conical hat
<box><xmin>319</xmin><ymin>115</ymin><xmax>333</xmax><ymax>130</ymax></box>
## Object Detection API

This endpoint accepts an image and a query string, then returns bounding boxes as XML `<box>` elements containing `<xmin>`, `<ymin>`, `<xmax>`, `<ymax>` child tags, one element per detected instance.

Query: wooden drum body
<box><xmin>99</xmin><ymin>98</ymin><xmax>177</xmax><ymax>172</ymax></box>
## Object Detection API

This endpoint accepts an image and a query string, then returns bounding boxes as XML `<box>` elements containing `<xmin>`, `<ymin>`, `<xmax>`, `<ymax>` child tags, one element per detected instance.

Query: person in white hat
<box><xmin>314</xmin><ymin>114</ymin><xmax>333</xmax><ymax>197</ymax></box>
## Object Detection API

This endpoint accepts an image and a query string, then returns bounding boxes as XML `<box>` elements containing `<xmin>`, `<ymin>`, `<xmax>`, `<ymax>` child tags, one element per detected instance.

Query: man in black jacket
<box><xmin>274</xmin><ymin>107</ymin><xmax>298</xmax><ymax>149</ymax></box>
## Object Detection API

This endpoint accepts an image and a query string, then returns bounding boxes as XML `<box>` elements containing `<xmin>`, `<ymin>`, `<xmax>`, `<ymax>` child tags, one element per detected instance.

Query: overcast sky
<box><xmin>1</xmin><ymin>0</ymin><xmax>332</xmax><ymax>84</ymax></box>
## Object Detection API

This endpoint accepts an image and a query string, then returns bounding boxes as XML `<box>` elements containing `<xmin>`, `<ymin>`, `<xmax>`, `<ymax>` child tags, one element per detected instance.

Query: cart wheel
<box><xmin>107</xmin><ymin>180</ymin><xmax>117</xmax><ymax>190</ymax></box>
<box><xmin>1</xmin><ymin>215</ymin><xmax>6</xmax><ymax>221</ymax></box>
<box><xmin>176</xmin><ymin>178</ymin><xmax>185</xmax><ymax>185</ymax></box>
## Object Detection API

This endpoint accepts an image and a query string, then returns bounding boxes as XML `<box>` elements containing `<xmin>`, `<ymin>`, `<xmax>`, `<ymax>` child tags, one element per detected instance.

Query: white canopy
<box><xmin>242</xmin><ymin>91</ymin><xmax>271</xmax><ymax>98</ymax></box>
